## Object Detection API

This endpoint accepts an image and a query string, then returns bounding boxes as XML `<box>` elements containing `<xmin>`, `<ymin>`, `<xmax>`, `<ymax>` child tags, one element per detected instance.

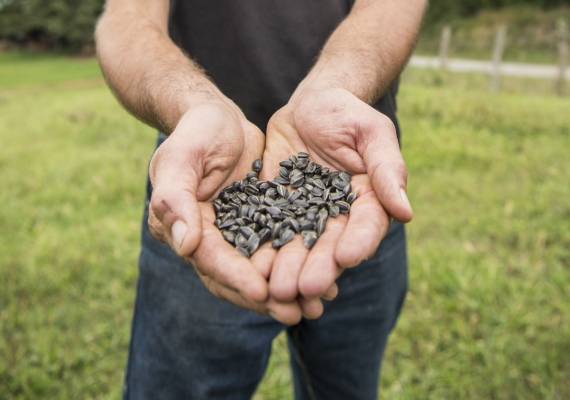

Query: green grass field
<box><xmin>0</xmin><ymin>52</ymin><xmax>569</xmax><ymax>399</ymax></box>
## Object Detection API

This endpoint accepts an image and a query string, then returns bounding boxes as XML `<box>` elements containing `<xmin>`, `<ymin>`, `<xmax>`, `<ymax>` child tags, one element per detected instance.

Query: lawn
<box><xmin>0</xmin><ymin>52</ymin><xmax>568</xmax><ymax>399</ymax></box>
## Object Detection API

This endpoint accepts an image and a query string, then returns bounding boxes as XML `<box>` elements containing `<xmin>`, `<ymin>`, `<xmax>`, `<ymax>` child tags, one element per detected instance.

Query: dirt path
<box><xmin>409</xmin><ymin>56</ymin><xmax>570</xmax><ymax>80</ymax></box>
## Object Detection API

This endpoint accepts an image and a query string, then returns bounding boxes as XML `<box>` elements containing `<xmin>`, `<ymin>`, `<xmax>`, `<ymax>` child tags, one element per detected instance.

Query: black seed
<box><xmin>300</xmin><ymin>220</ymin><xmax>315</xmax><ymax>231</ymax></box>
<box><xmin>329</xmin><ymin>171</ymin><xmax>340</xmax><ymax>180</ymax></box>
<box><xmin>252</xmin><ymin>158</ymin><xmax>263</xmax><ymax>172</ymax></box>
<box><xmin>268</xmin><ymin>180</ymin><xmax>279</xmax><ymax>188</ymax></box>
<box><xmin>318</xmin><ymin>208</ymin><xmax>329</xmax><ymax>221</ymax></box>
<box><xmin>219</xmin><ymin>219</ymin><xmax>236</xmax><ymax>229</ymax></box>
<box><xmin>291</xmin><ymin>175</ymin><xmax>304</xmax><ymax>188</ymax></box>
<box><xmin>298</xmin><ymin>187</ymin><xmax>309</xmax><ymax>196</ymax></box>
<box><xmin>266</xmin><ymin>218</ymin><xmax>275</xmax><ymax>229</ymax></box>
<box><xmin>303</xmin><ymin>231</ymin><xmax>318</xmax><ymax>249</ymax></box>
<box><xmin>221</xmin><ymin>230</ymin><xmax>236</xmax><ymax>244</ymax></box>
<box><xmin>316</xmin><ymin>217</ymin><xmax>326</xmax><ymax>236</ymax></box>
<box><xmin>297</xmin><ymin>151</ymin><xmax>310</xmax><ymax>158</ymax></box>
<box><xmin>267</xmin><ymin>206</ymin><xmax>282</xmax><ymax>216</ymax></box>
<box><xmin>312</xmin><ymin>187</ymin><xmax>323</xmax><ymax>197</ymax></box>
<box><xmin>296</xmin><ymin>158</ymin><xmax>309</xmax><ymax>169</ymax></box>
<box><xmin>271</xmin><ymin>222</ymin><xmax>282</xmax><ymax>239</ymax></box>
<box><xmin>272</xmin><ymin>239</ymin><xmax>282</xmax><ymax>249</ymax></box>
<box><xmin>213</xmin><ymin>202</ymin><xmax>222</xmax><ymax>214</ymax></box>
<box><xmin>246</xmin><ymin>171</ymin><xmax>258</xmax><ymax>180</ymax></box>
<box><xmin>347</xmin><ymin>192</ymin><xmax>357</xmax><ymax>204</ymax></box>
<box><xmin>288</xmin><ymin>191</ymin><xmax>303</xmax><ymax>203</ymax></box>
<box><xmin>293</xmin><ymin>199</ymin><xmax>309</xmax><ymax>208</ymax></box>
<box><xmin>280</xmin><ymin>160</ymin><xmax>294</xmax><ymax>169</ymax></box>
<box><xmin>265</xmin><ymin>188</ymin><xmax>277</xmax><ymax>198</ymax></box>
<box><xmin>235</xmin><ymin>233</ymin><xmax>247</xmax><ymax>247</ymax></box>
<box><xmin>239</xmin><ymin>226</ymin><xmax>255</xmax><ymax>238</ymax></box>
<box><xmin>247</xmin><ymin>233</ymin><xmax>260</xmax><ymax>254</ymax></box>
<box><xmin>329</xmin><ymin>205</ymin><xmax>340</xmax><ymax>217</ymax></box>
<box><xmin>277</xmin><ymin>185</ymin><xmax>288</xmax><ymax>198</ymax></box>
<box><xmin>313</xmin><ymin>178</ymin><xmax>326</xmax><ymax>190</ymax></box>
<box><xmin>235</xmin><ymin>218</ymin><xmax>246</xmax><ymax>227</ymax></box>
<box><xmin>248</xmin><ymin>204</ymin><xmax>257</xmax><ymax>218</ymax></box>
<box><xmin>274</xmin><ymin>199</ymin><xmax>290</xmax><ymax>209</ymax></box>
<box><xmin>239</xmin><ymin>204</ymin><xmax>249</xmax><ymax>218</ymax></box>
<box><xmin>244</xmin><ymin>184</ymin><xmax>260</xmax><ymax>196</ymax></box>
<box><xmin>343</xmin><ymin>183</ymin><xmax>352</xmax><ymax>196</ymax></box>
<box><xmin>259</xmin><ymin>182</ymin><xmax>271</xmax><ymax>192</ymax></box>
<box><xmin>236</xmin><ymin>246</ymin><xmax>250</xmax><ymax>258</ymax></box>
<box><xmin>279</xmin><ymin>167</ymin><xmax>290</xmax><ymax>179</ymax></box>
<box><xmin>330</xmin><ymin>192</ymin><xmax>345</xmax><ymax>201</ymax></box>
<box><xmin>339</xmin><ymin>171</ymin><xmax>351</xmax><ymax>181</ymax></box>
<box><xmin>321</xmin><ymin>167</ymin><xmax>330</xmax><ymax>175</ymax></box>
<box><xmin>279</xmin><ymin>228</ymin><xmax>295</xmax><ymax>246</ymax></box>
<box><xmin>242</xmin><ymin>216</ymin><xmax>253</xmax><ymax>225</ymax></box>
<box><xmin>264</xmin><ymin>196</ymin><xmax>275</xmax><ymax>206</ymax></box>
<box><xmin>306</xmin><ymin>211</ymin><xmax>317</xmax><ymax>222</ymax></box>
<box><xmin>238</xmin><ymin>192</ymin><xmax>249</xmax><ymax>203</ymax></box>
<box><xmin>295</xmin><ymin>207</ymin><xmax>307</xmax><ymax>216</ymax></box>
<box><xmin>289</xmin><ymin>155</ymin><xmax>298</xmax><ymax>164</ymax></box>
<box><xmin>303</xmin><ymin>183</ymin><xmax>314</xmax><ymax>192</ymax></box>
<box><xmin>305</xmin><ymin>161</ymin><xmax>317</xmax><ymax>174</ymax></box>
<box><xmin>258</xmin><ymin>228</ymin><xmax>271</xmax><ymax>245</ymax></box>
<box><xmin>233</xmin><ymin>181</ymin><xmax>241</xmax><ymax>191</ymax></box>
<box><xmin>274</xmin><ymin>176</ymin><xmax>290</xmax><ymax>185</ymax></box>
<box><xmin>281</xmin><ymin>210</ymin><xmax>295</xmax><ymax>218</ymax></box>
<box><xmin>248</xmin><ymin>195</ymin><xmax>260</xmax><ymax>206</ymax></box>
<box><xmin>336</xmin><ymin>201</ymin><xmax>351</xmax><ymax>213</ymax></box>
<box><xmin>308</xmin><ymin>197</ymin><xmax>324</xmax><ymax>206</ymax></box>
<box><xmin>322</xmin><ymin>187</ymin><xmax>331</xmax><ymax>201</ymax></box>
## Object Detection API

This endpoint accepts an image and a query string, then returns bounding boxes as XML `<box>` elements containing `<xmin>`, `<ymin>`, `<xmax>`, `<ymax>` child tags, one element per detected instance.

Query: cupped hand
<box><xmin>261</xmin><ymin>87</ymin><xmax>413</xmax><ymax>314</ymax></box>
<box><xmin>147</xmin><ymin>100</ymin><xmax>303</xmax><ymax>324</ymax></box>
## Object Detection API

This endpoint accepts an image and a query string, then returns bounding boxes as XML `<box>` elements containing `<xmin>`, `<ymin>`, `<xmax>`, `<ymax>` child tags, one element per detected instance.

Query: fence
<box><xmin>409</xmin><ymin>20</ymin><xmax>569</xmax><ymax>95</ymax></box>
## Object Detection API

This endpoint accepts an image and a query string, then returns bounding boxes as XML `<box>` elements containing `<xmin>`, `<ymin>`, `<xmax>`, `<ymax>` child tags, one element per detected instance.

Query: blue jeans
<box><xmin>123</xmin><ymin>136</ymin><xmax>408</xmax><ymax>400</ymax></box>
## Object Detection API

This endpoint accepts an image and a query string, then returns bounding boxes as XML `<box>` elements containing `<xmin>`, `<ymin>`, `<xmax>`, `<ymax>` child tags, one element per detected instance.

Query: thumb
<box><xmin>357</xmin><ymin>110</ymin><xmax>413</xmax><ymax>223</ymax></box>
<box><xmin>148</xmin><ymin>146</ymin><xmax>203</xmax><ymax>257</ymax></box>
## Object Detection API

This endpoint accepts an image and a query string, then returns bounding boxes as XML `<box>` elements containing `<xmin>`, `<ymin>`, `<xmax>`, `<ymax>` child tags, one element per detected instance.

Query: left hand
<box><xmin>260</xmin><ymin>86</ymin><xmax>413</xmax><ymax>317</ymax></box>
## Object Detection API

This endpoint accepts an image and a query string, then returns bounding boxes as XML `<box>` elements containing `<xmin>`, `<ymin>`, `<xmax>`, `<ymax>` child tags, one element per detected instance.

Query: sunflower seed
<box><xmin>252</xmin><ymin>158</ymin><xmax>263</xmax><ymax>172</ymax></box>
<box><xmin>303</xmin><ymin>231</ymin><xmax>318</xmax><ymax>249</ymax></box>
<box><xmin>236</xmin><ymin>246</ymin><xmax>250</xmax><ymax>258</ymax></box>
<box><xmin>280</xmin><ymin>160</ymin><xmax>294</xmax><ymax>169</ymax></box>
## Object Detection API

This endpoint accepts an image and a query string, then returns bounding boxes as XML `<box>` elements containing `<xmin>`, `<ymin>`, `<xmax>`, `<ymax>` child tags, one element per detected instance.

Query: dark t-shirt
<box><xmin>169</xmin><ymin>0</ymin><xmax>399</xmax><ymax>135</ymax></box>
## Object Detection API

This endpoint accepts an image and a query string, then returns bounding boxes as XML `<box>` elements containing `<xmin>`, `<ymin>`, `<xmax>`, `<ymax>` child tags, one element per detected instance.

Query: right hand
<box><xmin>148</xmin><ymin>100</ymin><xmax>304</xmax><ymax>324</ymax></box>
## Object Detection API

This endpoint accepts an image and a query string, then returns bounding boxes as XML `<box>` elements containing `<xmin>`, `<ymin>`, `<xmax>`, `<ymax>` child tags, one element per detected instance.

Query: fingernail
<box><xmin>400</xmin><ymin>188</ymin><xmax>412</xmax><ymax>210</ymax></box>
<box><xmin>268</xmin><ymin>311</ymin><xmax>285</xmax><ymax>324</ymax></box>
<box><xmin>171</xmin><ymin>220</ymin><xmax>187</xmax><ymax>253</ymax></box>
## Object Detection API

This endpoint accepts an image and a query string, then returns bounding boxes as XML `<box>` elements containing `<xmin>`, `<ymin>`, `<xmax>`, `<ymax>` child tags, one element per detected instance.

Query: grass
<box><xmin>0</xmin><ymin>51</ymin><xmax>569</xmax><ymax>399</ymax></box>
<box><xmin>417</xmin><ymin>5</ymin><xmax>570</xmax><ymax>64</ymax></box>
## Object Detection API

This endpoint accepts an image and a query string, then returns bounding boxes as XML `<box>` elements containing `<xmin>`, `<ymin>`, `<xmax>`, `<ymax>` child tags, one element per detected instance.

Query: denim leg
<box><xmin>122</xmin><ymin>208</ymin><xmax>284</xmax><ymax>400</ymax></box>
<box><xmin>287</xmin><ymin>222</ymin><xmax>408</xmax><ymax>400</ymax></box>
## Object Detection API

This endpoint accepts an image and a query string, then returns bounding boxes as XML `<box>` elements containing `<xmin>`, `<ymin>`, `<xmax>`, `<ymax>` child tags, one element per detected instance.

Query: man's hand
<box><xmin>261</xmin><ymin>87</ymin><xmax>413</xmax><ymax>314</ymax></box>
<box><xmin>147</xmin><ymin>101</ymin><xmax>306</xmax><ymax>324</ymax></box>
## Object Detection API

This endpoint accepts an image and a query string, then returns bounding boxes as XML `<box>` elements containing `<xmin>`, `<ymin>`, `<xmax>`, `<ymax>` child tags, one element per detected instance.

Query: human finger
<box><xmin>148</xmin><ymin>143</ymin><xmax>203</xmax><ymax>257</ymax></box>
<box><xmin>188</xmin><ymin>203</ymin><xmax>268</xmax><ymax>303</ymax></box>
<box><xmin>269</xmin><ymin>235</ymin><xmax>309</xmax><ymax>302</ymax></box>
<box><xmin>356</xmin><ymin>110</ymin><xmax>413</xmax><ymax>223</ymax></box>
<box><xmin>298</xmin><ymin>213</ymin><xmax>346</xmax><ymax>299</ymax></box>
<box><xmin>335</xmin><ymin>176</ymin><xmax>389</xmax><ymax>268</ymax></box>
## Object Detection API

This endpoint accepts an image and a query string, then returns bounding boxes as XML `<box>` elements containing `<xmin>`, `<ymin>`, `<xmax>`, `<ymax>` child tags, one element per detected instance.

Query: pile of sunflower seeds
<box><xmin>213</xmin><ymin>153</ymin><xmax>356</xmax><ymax>258</ymax></box>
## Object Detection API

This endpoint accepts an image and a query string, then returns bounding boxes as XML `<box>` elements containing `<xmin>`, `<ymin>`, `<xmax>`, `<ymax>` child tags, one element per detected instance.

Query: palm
<box><xmin>261</xmin><ymin>88</ymin><xmax>402</xmax><ymax>303</ymax></box>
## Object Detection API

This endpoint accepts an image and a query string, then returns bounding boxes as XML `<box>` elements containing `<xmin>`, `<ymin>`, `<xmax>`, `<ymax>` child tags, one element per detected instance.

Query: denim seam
<box><xmin>292</xmin><ymin>324</ymin><xmax>318</xmax><ymax>400</ymax></box>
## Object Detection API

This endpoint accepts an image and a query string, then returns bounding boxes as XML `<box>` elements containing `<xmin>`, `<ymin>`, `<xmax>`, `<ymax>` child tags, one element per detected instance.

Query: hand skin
<box><xmin>95</xmin><ymin>0</ymin><xmax>307</xmax><ymax>325</ymax></box>
<box><xmin>262</xmin><ymin>0</ymin><xmax>427</xmax><ymax>313</ymax></box>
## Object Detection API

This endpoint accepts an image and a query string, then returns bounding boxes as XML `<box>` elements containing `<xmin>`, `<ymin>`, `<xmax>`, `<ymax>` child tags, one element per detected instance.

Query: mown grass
<box><xmin>1</xmin><ymin>52</ymin><xmax>569</xmax><ymax>399</ymax></box>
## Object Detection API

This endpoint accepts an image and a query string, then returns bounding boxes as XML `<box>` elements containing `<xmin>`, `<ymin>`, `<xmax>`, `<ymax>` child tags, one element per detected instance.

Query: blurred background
<box><xmin>0</xmin><ymin>0</ymin><xmax>569</xmax><ymax>399</ymax></box>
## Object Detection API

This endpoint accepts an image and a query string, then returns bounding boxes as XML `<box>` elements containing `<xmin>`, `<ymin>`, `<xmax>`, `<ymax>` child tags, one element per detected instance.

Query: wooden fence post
<box><xmin>556</xmin><ymin>19</ymin><xmax>568</xmax><ymax>96</ymax></box>
<box><xmin>490</xmin><ymin>26</ymin><xmax>507</xmax><ymax>92</ymax></box>
<box><xmin>439</xmin><ymin>25</ymin><xmax>452</xmax><ymax>69</ymax></box>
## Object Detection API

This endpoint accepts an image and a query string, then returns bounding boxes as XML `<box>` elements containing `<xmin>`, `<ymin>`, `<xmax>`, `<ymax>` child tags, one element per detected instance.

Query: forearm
<box><xmin>299</xmin><ymin>0</ymin><xmax>427</xmax><ymax>104</ymax></box>
<box><xmin>95</xmin><ymin>0</ymin><xmax>224</xmax><ymax>134</ymax></box>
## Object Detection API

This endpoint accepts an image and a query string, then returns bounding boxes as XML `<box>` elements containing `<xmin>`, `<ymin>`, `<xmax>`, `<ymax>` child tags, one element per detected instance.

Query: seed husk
<box><xmin>279</xmin><ymin>228</ymin><xmax>295</xmax><ymax>246</ymax></box>
<box><xmin>236</xmin><ymin>246</ymin><xmax>250</xmax><ymax>258</ymax></box>
<box><xmin>239</xmin><ymin>226</ymin><xmax>255</xmax><ymax>239</ymax></box>
<box><xmin>303</xmin><ymin>231</ymin><xmax>318</xmax><ymax>249</ymax></box>
<box><xmin>347</xmin><ymin>192</ymin><xmax>357</xmax><ymax>204</ymax></box>
<box><xmin>247</xmin><ymin>233</ymin><xmax>260</xmax><ymax>254</ymax></box>
<box><xmin>297</xmin><ymin>151</ymin><xmax>310</xmax><ymax>158</ymax></box>
<box><xmin>280</xmin><ymin>160</ymin><xmax>293</xmax><ymax>169</ymax></box>
<box><xmin>252</xmin><ymin>158</ymin><xmax>263</xmax><ymax>172</ymax></box>
<box><xmin>222</xmin><ymin>230</ymin><xmax>236</xmax><ymax>244</ymax></box>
